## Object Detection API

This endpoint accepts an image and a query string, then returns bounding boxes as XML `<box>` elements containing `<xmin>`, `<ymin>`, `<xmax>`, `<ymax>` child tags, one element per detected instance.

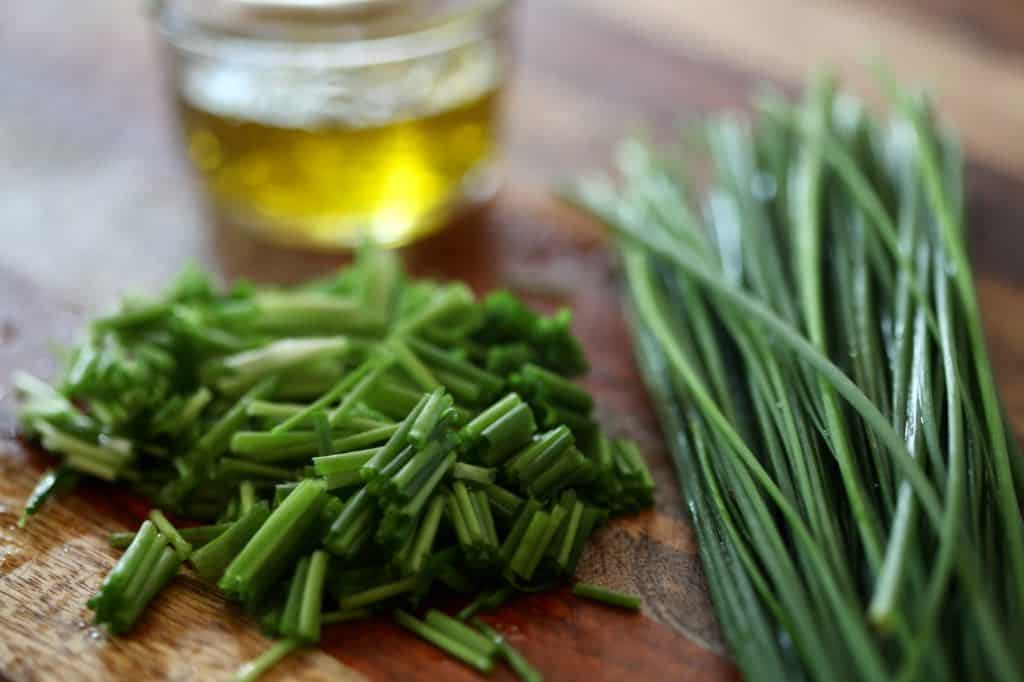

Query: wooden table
<box><xmin>1</xmin><ymin>1</ymin><xmax>1022</xmax><ymax>680</ymax></box>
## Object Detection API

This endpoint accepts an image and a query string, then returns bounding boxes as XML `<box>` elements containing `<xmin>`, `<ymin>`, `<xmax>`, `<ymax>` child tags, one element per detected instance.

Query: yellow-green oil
<box><xmin>180</xmin><ymin>90</ymin><xmax>499</xmax><ymax>248</ymax></box>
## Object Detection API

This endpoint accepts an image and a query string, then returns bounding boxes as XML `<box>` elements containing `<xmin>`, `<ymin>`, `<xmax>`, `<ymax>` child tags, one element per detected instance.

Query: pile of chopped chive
<box><xmin>14</xmin><ymin>247</ymin><xmax>650</xmax><ymax>680</ymax></box>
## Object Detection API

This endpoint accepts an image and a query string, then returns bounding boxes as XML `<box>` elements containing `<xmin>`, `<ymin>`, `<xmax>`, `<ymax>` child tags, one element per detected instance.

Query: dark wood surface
<box><xmin>2</xmin><ymin>1</ymin><xmax>1023</xmax><ymax>680</ymax></box>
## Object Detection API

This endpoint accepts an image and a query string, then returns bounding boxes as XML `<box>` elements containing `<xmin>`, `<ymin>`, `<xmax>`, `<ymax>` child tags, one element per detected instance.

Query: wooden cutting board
<box><xmin>2</xmin><ymin>1</ymin><xmax>1024</xmax><ymax>681</ymax></box>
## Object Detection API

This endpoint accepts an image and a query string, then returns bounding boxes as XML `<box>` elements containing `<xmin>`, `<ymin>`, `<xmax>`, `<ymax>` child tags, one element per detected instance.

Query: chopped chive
<box><xmin>453</xmin><ymin>462</ymin><xmax>496</xmax><ymax>485</ymax></box>
<box><xmin>239</xmin><ymin>481</ymin><xmax>256</xmax><ymax>515</ymax></box>
<box><xmin>472</xmin><ymin>490</ymin><xmax>499</xmax><ymax>547</ymax></box>
<box><xmin>361</xmin><ymin>394</ymin><xmax>429</xmax><ymax>485</ymax></box>
<box><xmin>281</xmin><ymin>549</ymin><xmax>327</xmax><ymax>642</ymax></box>
<box><xmin>314</xmin><ymin>448</ymin><xmax>381</xmax><ymax>478</ymax></box>
<box><xmin>457</xmin><ymin>586</ymin><xmax>513</xmax><ymax>621</ymax></box>
<box><xmin>485</xmin><ymin>483</ymin><xmax>524</xmax><ymax>521</ymax></box>
<box><xmin>232</xmin><ymin>638</ymin><xmax>303</xmax><ymax>682</ymax></box>
<box><xmin>279</xmin><ymin>556</ymin><xmax>311</xmax><ymax>639</ymax></box>
<box><xmin>149</xmin><ymin>509</ymin><xmax>193</xmax><ymax>560</ymax></box>
<box><xmin>389</xmin><ymin>337</ymin><xmax>440</xmax><ymax>391</ymax></box>
<box><xmin>195</xmin><ymin>377</ymin><xmax>278</xmax><ymax>471</ymax></box>
<box><xmin>19</xmin><ymin>467</ymin><xmax>80</xmax><ymax>527</ymax></box>
<box><xmin>407</xmin><ymin>494</ymin><xmax>446</xmax><ymax>574</ymax></box>
<box><xmin>189</xmin><ymin>502</ymin><xmax>271</xmax><ymax>582</ymax></box>
<box><xmin>397</xmin><ymin>285</ymin><xmax>475</xmax><ymax>336</ymax></box>
<box><xmin>393</xmin><ymin>609</ymin><xmax>495</xmax><ymax>674</ymax></box>
<box><xmin>231</xmin><ymin>425</ymin><xmax>399</xmax><ymax>462</ymax></box>
<box><xmin>270</xmin><ymin>360</ymin><xmax>367</xmax><ymax>434</ymax></box>
<box><xmin>406</xmin><ymin>337</ymin><xmax>504</xmax><ymax>402</ymax></box>
<box><xmin>472</xmin><ymin>619</ymin><xmax>544</xmax><ymax>682</ymax></box>
<box><xmin>219</xmin><ymin>458</ymin><xmax>298</xmax><ymax>481</ymax></box>
<box><xmin>110</xmin><ymin>522</ymin><xmax>232</xmax><ymax>550</ymax></box>
<box><xmin>312</xmin><ymin>410</ymin><xmax>332</xmax><ymax>459</ymax></box>
<box><xmin>379</xmin><ymin>453</ymin><xmax>456</xmax><ymax>548</ymax></box>
<box><xmin>508</xmin><ymin>511</ymin><xmax>549</xmax><ymax>579</ymax></box>
<box><xmin>19</xmin><ymin>246</ymin><xmax>652</xmax><ymax>679</ymax></box>
<box><xmin>514</xmin><ymin>363</ymin><xmax>593</xmax><ymax>413</ymax></box>
<box><xmin>425</xmin><ymin>609</ymin><xmax>500</xmax><ymax>658</ymax></box>
<box><xmin>571</xmin><ymin>582</ymin><xmax>641</xmax><ymax>610</ymax></box>
<box><xmin>409</xmin><ymin>388</ymin><xmax>453</xmax><ymax>446</ymax></box>
<box><xmin>329</xmin><ymin>357</ymin><xmax>394</xmax><ymax>426</ymax></box>
<box><xmin>219</xmin><ymin>480</ymin><xmax>327</xmax><ymax>607</ymax></box>
<box><xmin>461</xmin><ymin>393</ymin><xmax>522</xmax><ymax>441</ymax></box>
<box><xmin>339</xmin><ymin>576</ymin><xmax>417</xmax><ymax>610</ymax></box>
<box><xmin>453</xmin><ymin>482</ymin><xmax>483</xmax><ymax>543</ymax></box>
<box><xmin>477</xmin><ymin>403</ymin><xmax>537</xmax><ymax>466</ymax></box>
<box><xmin>500</xmin><ymin>500</ymin><xmax>543</xmax><ymax>564</ymax></box>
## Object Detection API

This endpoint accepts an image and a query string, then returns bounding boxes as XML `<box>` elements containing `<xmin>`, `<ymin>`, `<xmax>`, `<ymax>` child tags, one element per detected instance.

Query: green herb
<box><xmin>473</xmin><ymin>618</ymin><xmax>544</xmax><ymax>682</ymax></box>
<box><xmin>232</xmin><ymin>638</ymin><xmax>302</xmax><ymax>682</ymax></box>
<box><xmin>393</xmin><ymin>609</ymin><xmax>495</xmax><ymax>673</ymax></box>
<box><xmin>571</xmin><ymin>582</ymin><xmax>641</xmax><ymax>610</ymax></box>
<box><xmin>16</xmin><ymin>246</ymin><xmax>654</xmax><ymax>681</ymax></box>
<box><xmin>571</xmin><ymin>73</ymin><xmax>1024</xmax><ymax>682</ymax></box>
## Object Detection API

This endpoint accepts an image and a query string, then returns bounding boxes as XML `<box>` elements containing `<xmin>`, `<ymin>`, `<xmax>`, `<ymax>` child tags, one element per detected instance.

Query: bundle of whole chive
<box><xmin>572</xmin><ymin>73</ymin><xmax>1024</xmax><ymax>682</ymax></box>
<box><xmin>13</xmin><ymin>247</ymin><xmax>653</xmax><ymax>681</ymax></box>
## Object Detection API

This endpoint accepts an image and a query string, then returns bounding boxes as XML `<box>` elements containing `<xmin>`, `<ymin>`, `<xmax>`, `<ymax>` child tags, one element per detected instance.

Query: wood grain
<box><xmin>2</xmin><ymin>0</ymin><xmax>1024</xmax><ymax>680</ymax></box>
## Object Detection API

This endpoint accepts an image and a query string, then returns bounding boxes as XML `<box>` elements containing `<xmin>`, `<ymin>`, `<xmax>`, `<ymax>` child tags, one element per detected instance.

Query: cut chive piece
<box><xmin>219</xmin><ymin>480</ymin><xmax>327</xmax><ymax>607</ymax></box>
<box><xmin>393</xmin><ymin>609</ymin><xmax>495</xmax><ymax>674</ymax></box>
<box><xmin>195</xmin><ymin>376</ymin><xmax>278</xmax><ymax>469</ymax></box>
<box><xmin>232</xmin><ymin>638</ymin><xmax>302</xmax><ymax>682</ymax></box>
<box><xmin>396</xmin><ymin>284</ymin><xmax>475</xmax><ymax>336</ymax></box>
<box><xmin>485</xmin><ymin>484</ymin><xmax>524</xmax><ymax>521</ymax></box>
<box><xmin>339</xmin><ymin>576</ymin><xmax>417</xmax><ymax>610</ymax></box>
<box><xmin>110</xmin><ymin>522</ymin><xmax>232</xmax><ymax>550</ymax></box>
<box><xmin>378</xmin><ymin>453</ymin><xmax>456</xmax><ymax>548</ymax></box>
<box><xmin>239</xmin><ymin>481</ymin><xmax>256</xmax><ymax>515</ymax></box>
<box><xmin>389</xmin><ymin>337</ymin><xmax>440</xmax><ymax>391</ymax></box>
<box><xmin>34</xmin><ymin>422</ymin><xmax>133</xmax><ymax>481</ymax></box>
<box><xmin>500</xmin><ymin>500</ymin><xmax>543</xmax><ymax>564</ymax></box>
<box><xmin>219</xmin><ymin>458</ymin><xmax>298</xmax><ymax>481</ymax></box>
<box><xmin>314</xmin><ymin>448</ymin><xmax>381</xmax><ymax>489</ymax></box>
<box><xmin>571</xmin><ymin>582</ymin><xmax>641</xmax><ymax>610</ymax></box>
<box><xmin>409</xmin><ymin>388</ymin><xmax>454</xmax><ymax>447</ymax></box>
<box><xmin>406</xmin><ymin>337</ymin><xmax>504</xmax><ymax>403</ymax></box>
<box><xmin>279</xmin><ymin>556</ymin><xmax>311</xmax><ymax>639</ymax></box>
<box><xmin>271</xmin><ymin>359</ymin><xmax>368</xmax><ymax>434</ymax></box>
<box><xmin>461</xmin><ymin>393</ymin><xmax>522</xmax><ymax>441</ymax></box>
<box><xmin>361</xmin><ymin>394</ymin><xmax>429</xmax><ymax>486</ymax></box>
<box><xmin>324</xmin><ymin>488</ymin><xmax>378</xmax><ymax>558</ymax></box>
<box><xmin>513</xmin><ymin>363</ymin><xmax>593</xmax><ymax>413</ymax></box>
<box><xmin>425</xmin><ymin>609</ymin><xmax>500</xmax><ymax>658</ymax></box>
<box><xmin>453</xmin><ymin>462</ymin><xmax>497</xmax><ymax>485</ymax></box>
<box><xmin>312</xmin><ymin>410</ymin><xmax>332</xmax><ymax>459</ymax></box>
<box><xmin>149</xmin><ymin>509</ymin><xmax>193</xmax><ymax>560</ymax></box>
<box><xmin>406</xmin><ymin>494</ymin><xmax>447</xmax><ymax>575</ymax></box>
<box><xmin>231</xmin><ymin>425</ymin><xmax>399</xmax><ymax>462</ymax></box>
<box><xmin>472</xmin><ymin>619</ymin><xmax>544</xmax><ymax>682</ymax></box>
<box><xmin>90</xmin><ymin>520</ymin><xmax>183</xmax><ymax>634</ymax></box>
<box><xmin>189</xmin><ymin>502</ymin><xmax>271</xmax><ymax>582</ymax></box>
<box><xmin>457</xmin><ymin>586</ymin><xmax>513</xmax><ymax>621</ymax></box>
<box><xmin>329</xmin><ymin>357</ymin><xmax>394</xmax><ymax>426</ymax></box>
<box><xmin>18</xmin><ymin>466</ymin><xmax>80</xmax><ymax>527</ymax></box>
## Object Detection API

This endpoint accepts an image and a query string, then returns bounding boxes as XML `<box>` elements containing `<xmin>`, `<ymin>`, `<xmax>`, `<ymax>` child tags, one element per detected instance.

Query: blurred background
<box><xmin>1</xmin><ymin>0</ymin><xmax>1023</xmax><ymax>306</ymax></box>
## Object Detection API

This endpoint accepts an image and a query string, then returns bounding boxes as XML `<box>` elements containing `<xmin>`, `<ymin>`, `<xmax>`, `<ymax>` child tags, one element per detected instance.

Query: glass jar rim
<box><xmin>154</xmin><ymin>0</ymin><xmax>512</xmax><ymax>68</ymax></box>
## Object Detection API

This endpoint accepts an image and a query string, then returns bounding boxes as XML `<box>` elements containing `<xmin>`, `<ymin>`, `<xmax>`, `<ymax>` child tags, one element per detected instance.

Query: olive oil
<box><xmin>179</xmin><ymin>90</ymin><xmax>500</xmax><ymax>248</ymax></box>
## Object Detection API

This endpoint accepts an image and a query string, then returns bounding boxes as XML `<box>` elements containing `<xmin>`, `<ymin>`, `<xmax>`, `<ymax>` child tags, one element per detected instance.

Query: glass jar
<box><xmin>153</xmin><ymin>0</ymin><xmax>513</xmax><ymax>249</ymax></box>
